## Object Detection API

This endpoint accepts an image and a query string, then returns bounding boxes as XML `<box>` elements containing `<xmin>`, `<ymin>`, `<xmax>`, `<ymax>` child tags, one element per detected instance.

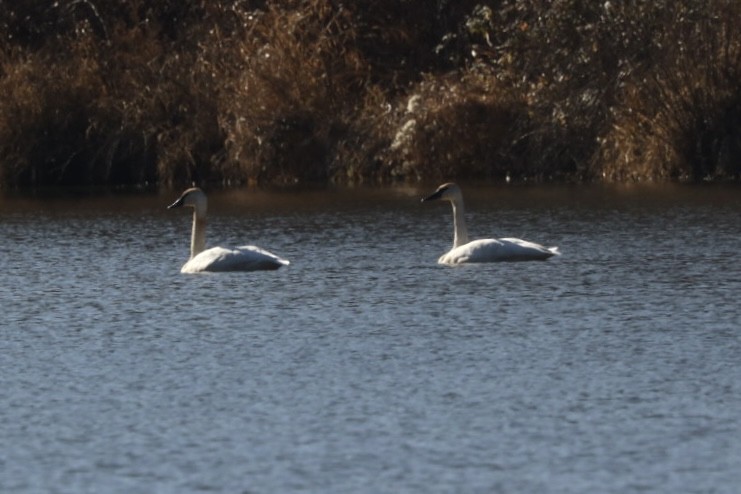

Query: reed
<box><xmin>597</xmin><ymin>1</ymin><xmax>741</xmax><ymax>181</ymax></box>
<box><xmin>214</xmin><ymin>1</ymin><xmax>373</xmax><ymax>183</ymax></box>
<box><xmin>1</xmin><ymin>0</ymin><xmax>739</xmax><ymax>187</ymax></box>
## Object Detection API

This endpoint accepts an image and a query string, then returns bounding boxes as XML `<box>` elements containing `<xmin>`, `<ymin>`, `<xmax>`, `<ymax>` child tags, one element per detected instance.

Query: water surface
<box><xmin>1</xmin><ymin>184</ymin><xmax>740</xmax><ymax>493</ymax></box>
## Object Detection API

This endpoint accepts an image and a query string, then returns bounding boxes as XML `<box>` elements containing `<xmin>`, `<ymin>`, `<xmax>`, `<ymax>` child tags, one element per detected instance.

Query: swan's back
<box><xmin>439</xmin><ymin>238</ymin><xmax>559</xmax><ymax>265</ymax></box>
<box><xmin>181</xmin><ymin>246</ymin><xmax>290</xmax><ymax>273</ymax></box>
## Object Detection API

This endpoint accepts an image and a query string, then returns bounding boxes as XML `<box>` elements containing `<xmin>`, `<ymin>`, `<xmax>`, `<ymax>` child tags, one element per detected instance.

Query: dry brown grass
<box><xmin>214</xmin><ymin>1</ymin><xmax>374</xmax><ymax>183</ymax></box>
<box><xmin>0</xmin><ymin>38</ymin><xmax>110</xmax><ymax>185</ymax></box>
<box><xmin>1</xmin><ymin>0</ymin><xmax>740</xmax><ymax>187</ymax></box>
<box><xmin>597</xmin><ymin>2</ymin><xmax>741</xmax><ymax>181</ymax></box>
<box><xmin>380</xmin><ymin>69</ymin><xmax>523</xmax><ymax>181</ymax></box>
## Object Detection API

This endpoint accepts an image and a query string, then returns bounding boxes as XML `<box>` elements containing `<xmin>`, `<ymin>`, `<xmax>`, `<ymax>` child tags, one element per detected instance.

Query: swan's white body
<box><xmin>422</xmin><ymin>183</ymin><xmax>559</xmax><ymax>265</ymax></box>
<box><xmin>168</xmin><ymin>187</ymin><xmax>289</xmax><ymax>273</ymax></box>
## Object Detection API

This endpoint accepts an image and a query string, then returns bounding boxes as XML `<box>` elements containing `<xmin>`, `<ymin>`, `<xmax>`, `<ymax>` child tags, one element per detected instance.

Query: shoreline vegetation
<box><xmin>1</xmin><ymin>1</ymin><xmax>740</xmax><ymax>188</ymax></box>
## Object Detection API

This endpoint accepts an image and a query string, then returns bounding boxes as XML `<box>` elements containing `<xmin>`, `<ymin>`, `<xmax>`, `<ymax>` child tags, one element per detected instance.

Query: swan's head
<box><xmin>168</xmin><ymin>187</ymin><xmax>208</xmax><ymax>216</ymax></box>
<box><xmin>421</xmin><ymin>182</ymin><xmax>462</xmax><ymax>203</ymax></box>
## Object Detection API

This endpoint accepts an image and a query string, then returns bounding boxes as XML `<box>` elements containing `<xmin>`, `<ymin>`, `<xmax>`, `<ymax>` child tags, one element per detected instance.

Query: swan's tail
<box><xmin>548</xmin><ymin>246</ymin><xmax>561</xmax><ymax>256</ymax></box>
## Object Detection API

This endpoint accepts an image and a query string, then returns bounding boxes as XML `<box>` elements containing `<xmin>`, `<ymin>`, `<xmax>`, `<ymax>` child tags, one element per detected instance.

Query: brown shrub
<box><xmin>2</xmin><ymin>0</ymin><xmax>741</xmax><ymax>186</ymax></box>
<box><xmin>0</xmin><ymin>37</ymin><xmax>120</xmax><ymax>185</ymax></box>
<box><xmin>0</xmin><ymin>3</ymin><xmax>234</xmax><ymax>187</ymax></box>
<box><xmin>215</xmin><ymin>1</ymin><xmax>376</xmax><ymax>184</ymax></box>
<box><xmin>380</xmin><ymin>69</ymin><xmax>523</xmax><ymax>181</ymax></box>
<box><xmin>597</xmin><ymin>2</ymin><xmax>741</xmax><ymax>181</ymax></box>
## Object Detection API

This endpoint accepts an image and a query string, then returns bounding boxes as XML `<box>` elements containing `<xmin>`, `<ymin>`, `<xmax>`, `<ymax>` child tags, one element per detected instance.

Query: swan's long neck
<box><xmin>190</xmin><ymin>211</ymin><xmax>207</xmax><ymax>259</ymax></box>
<box><xmin>451</xmin><ymin>199</ymin><xmax>469</xmax><ymax>248</ymax></box>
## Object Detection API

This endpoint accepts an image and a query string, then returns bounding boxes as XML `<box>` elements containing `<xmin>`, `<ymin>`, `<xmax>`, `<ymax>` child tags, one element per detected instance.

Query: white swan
<box><xmin>422</xmin><ymin>183</ymin><xmax>559</xmax><ymax>264</ymax></box>
<box><xmin>168</xmin><ymin>187</ymin><xmax>289</xmax><ymax>273</ymax></box>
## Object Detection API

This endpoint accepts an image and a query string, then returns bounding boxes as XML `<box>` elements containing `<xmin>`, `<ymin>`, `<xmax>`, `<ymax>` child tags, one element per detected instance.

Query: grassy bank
<box><xmin>1</xmin><ymin>0</ymin><xmax>740</xmax><ymax>187</ymax></box>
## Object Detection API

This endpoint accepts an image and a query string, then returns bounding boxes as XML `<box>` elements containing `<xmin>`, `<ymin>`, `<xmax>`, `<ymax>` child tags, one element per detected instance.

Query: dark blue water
<box><xmin>1</xmin><ymin>184</ymin><xmax>740</xmax><ymax>493</ymax></box>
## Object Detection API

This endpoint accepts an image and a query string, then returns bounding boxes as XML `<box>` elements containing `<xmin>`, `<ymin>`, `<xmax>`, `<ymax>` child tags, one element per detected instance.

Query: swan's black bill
<box><xmin>167</xmin><ymin>197</ymin><xmax>184</xmax><ymax>209</ymax></box>
<box><xmin>421</xmin><ymin>189</ymin><xmax>444</xmax><ymax>202</ymax></box>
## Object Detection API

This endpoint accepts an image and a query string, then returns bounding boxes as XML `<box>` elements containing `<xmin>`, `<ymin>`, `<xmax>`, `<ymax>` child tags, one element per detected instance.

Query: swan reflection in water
<box><xmin>422</xmin><ymin>183</ymin><xmax>559</xmax><ymax>265</ymax></box>
<box><xmin>168</xmin><ymin>187</ymin><xmax>289</xmax><ymax>273</ymax></box>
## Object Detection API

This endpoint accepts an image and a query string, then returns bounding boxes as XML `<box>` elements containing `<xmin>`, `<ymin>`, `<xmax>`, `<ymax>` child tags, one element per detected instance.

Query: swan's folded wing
<box><xmin>500</xmin><ymin>238</ymin><xmax>558</xmax><ymax>255</ymax></box>
<box><xmin>181</xmin><ymin>246</ymin><xmax>289</xmax><ymax>273</ymax></box>
<box><xmin>438</xmin><ymin>239</ymin><xmax>504</xmax><ymax>264</ymax></box>
<box><xmin>233</xmin><ymin>245</ymin><xmax>290</xmax><ymax>269</ymax></box>
<box><xmin>439</xmin><ymin>238</ymin><xmax>557</xmax><ymax>264</ymax></box>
